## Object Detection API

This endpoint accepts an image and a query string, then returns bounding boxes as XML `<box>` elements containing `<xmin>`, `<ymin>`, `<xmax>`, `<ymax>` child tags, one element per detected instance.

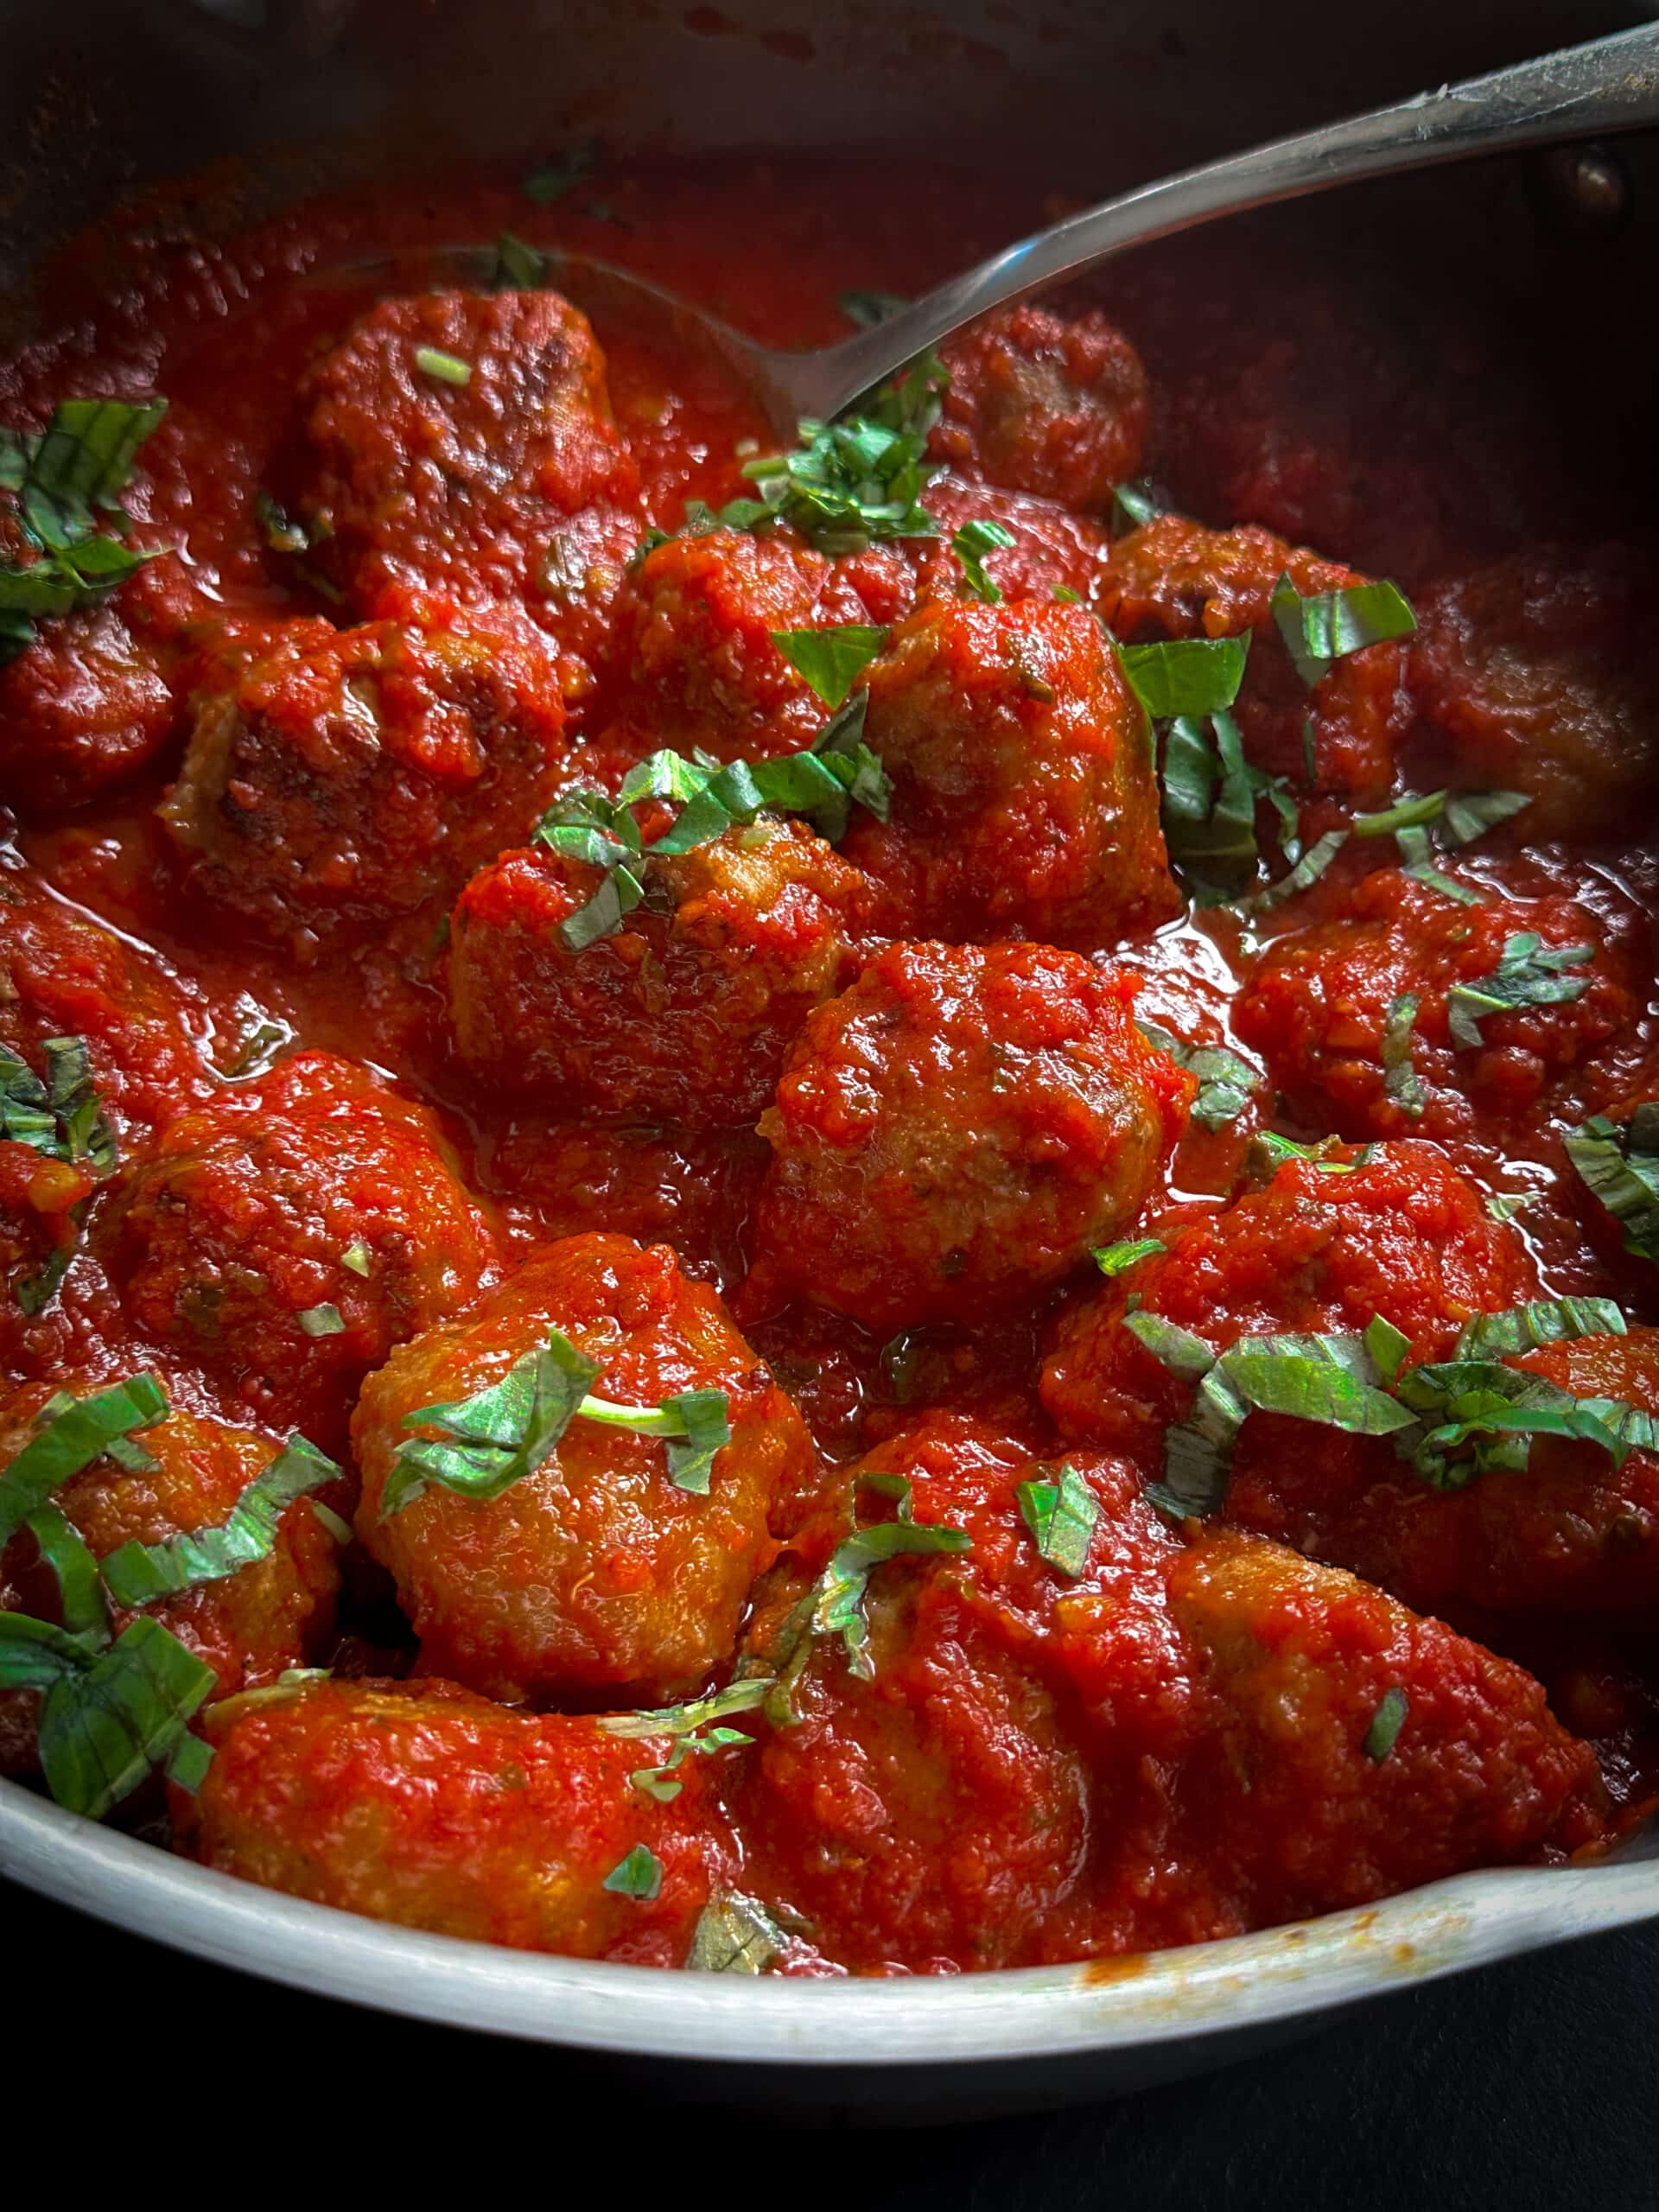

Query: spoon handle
<box><xmin>777</xmin><ymin>19</ymin><xmax>1659</xmax><ymax>425</ymax></box>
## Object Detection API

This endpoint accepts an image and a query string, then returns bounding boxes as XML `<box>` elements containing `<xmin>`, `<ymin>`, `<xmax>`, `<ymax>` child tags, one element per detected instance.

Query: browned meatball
<box><xmin>94</xmin><ymin>1052</ymin><xmax>499</xmax><ymax>1446</ymax></box>
<box><xmin>842</xmin><ymin>597</ymin><xmax>1178</xmax><ymax>945</ymax></box>
<box><xmin>0</xmin><ymin>1383</ymin><xmax>340</xmax><ymax>1777</ymax></box>
<box><xmin>177</xmin><ymin>1676</ymin><xmax>738</xmax><ymax>1964</ymax></box>
<box><xmin>1408</xmin><ymin>543</ymin><xmax>1659</xmax><ymax>837</ymax></box>
<box><xmin>448</xmin><ymin>818</ymin><xmax>864</xmax><ymax>1130</ymax></box>
<box><xmin>931</xmin><ymin>304</ymin><xmax>1150</xmax><ymax>509</ymax></box>
<box><xmin>601</xmin><ymin>525</ymin><xmax>904</xmax><ymax>763</ymax></box>
<box><xmin>353</xmin><ymin>1234</ymin><xmax>814</xmax><ymax>1702</ymax></box>
<box><xmin>748</xmin><ymin>941</ymin><xmax>1194</xmax><ymax>1332</ymax></box>
<box><xmin>1102</xmin><ymin>514</ymin><xmax>1413</xmax><ymax>799</ymax></box>
<box><xmin>292</xmin><ymin>288</ymin><xmax>641</xmax><ymax>614</ymax></box>
<box><xmin>159</xmin><ymin>602</ymin><xmax>568</xmax><ymax>955</ymax></box>
<box><xmin>1235</xmin><ymin>868</ymin><xmax>1640</xmax><ymax>1141</ymax></box>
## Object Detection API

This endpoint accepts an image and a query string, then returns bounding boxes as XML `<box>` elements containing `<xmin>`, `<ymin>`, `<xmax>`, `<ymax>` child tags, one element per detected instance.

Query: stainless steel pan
<box><xmin>2</xmin><ymin>0</ymin><xmax>1656</xmax><ymax>2107</ymax></box>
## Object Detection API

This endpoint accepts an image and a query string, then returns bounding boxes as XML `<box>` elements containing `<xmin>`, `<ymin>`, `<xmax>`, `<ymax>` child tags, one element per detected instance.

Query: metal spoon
<box><xmin>332</xmin><ymin>21</ymin><xmax>1659</xmax><ymax>433</ymax></box>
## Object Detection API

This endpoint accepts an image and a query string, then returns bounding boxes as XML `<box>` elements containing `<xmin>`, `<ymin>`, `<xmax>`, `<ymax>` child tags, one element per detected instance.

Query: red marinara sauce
<box><xmin>2</xmin><ymin>153</ymin><xmax>1656</xmax><ymax>1980</ymax></box>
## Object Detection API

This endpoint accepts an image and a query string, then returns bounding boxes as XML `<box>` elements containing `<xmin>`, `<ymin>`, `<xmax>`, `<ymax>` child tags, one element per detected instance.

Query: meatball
<box><xmin>352</xmin><ymin>1234</ymin><xmax>813</xmax><ymax>1702</ymax></box>
<box><xmin>1265</xmin><ymin>1329</ymin><xmax>1659</xmax><ymax>1622</ymax></box>
<box><xmin>1408</xmin><ymin>543</ymin><xmax>1659</xmax><ymax>837</ymax></box>
<box><xmin>1042</xmin><ymin>1141</ymin><xmax>1534</xmax><ymax>1446</ymax></box>
<box><xmin>94</xmin><ymin>1052</ymin><xmax>499</xmax><ymax>1446</ymax></box>
<box><xmin>292</xmin><ymin>287</ymin><xmax>641</xmax><ymax>614</ymax></box>
<box><xmin>0</xmin><ymin>601</ymin><xmax>179</xmax><ymax>814</ymax></box>
<box><xmin>931</xmin><ymin>304</ymin><xmax>1150</xmax><ymax>510</ymax></box>
<box><xmin>159</xmin><ymin>603</ymin><xmax>568</xmax><ymax>954</ymax></box>
<box><xmin>0</xmin><ymin>875</ymin><xmax>212</xmax><ymax>1141</ymax></box>
<box><xmin>177</xmin><ymin>1676</ymin><xmax>736</xmax><ymax>1963</ymax></box>
<box><xmin>448</xmin><ymin>818</ymin><xmax>863</xmax><ymax>1130</ymax></box>
<box><xmin>749</xmin><ymin>942</ymin><xmax>1193</xmax><ymax>1332</ymax></box>
<box><xmin>0</xmin><ymin>1383</ymin><xmax>340</xmax><ymax>1777</ymax></box>
<box><xmin>602</xmin><ymin>526</ymin><xmax>900</xmax><ymax>764</ymax></box>
<box><xmin>1236</xmin><ymin>868</ymin><xmax>1639</xmax><ymax>1141</ymax></box>
<box><xmin>842</xmin><ymin>597</ymin><xmax>1178</xmax><ymax>945</ymax></box>
<box><xmin>1101</xmin><ymin>515</ymin><xmax>1413</xmax><ymax>798</ymax></box>
<box><xmin>1166</xmin><ymin>1528</ymin><xmax>1605</xmax><ymax>1921</ymax></box>
<box><xmin>730</xmin><ymin>1416</ymin><xmax>1121</xmax><ymax>1970</ymax></box>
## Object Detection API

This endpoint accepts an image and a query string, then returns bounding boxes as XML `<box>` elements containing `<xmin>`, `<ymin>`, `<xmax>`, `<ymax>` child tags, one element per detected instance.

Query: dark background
<box><xmin>14</xmin><ymin>1878</ymin><xmax>1653</xmax><ymax>2201</ymax></box>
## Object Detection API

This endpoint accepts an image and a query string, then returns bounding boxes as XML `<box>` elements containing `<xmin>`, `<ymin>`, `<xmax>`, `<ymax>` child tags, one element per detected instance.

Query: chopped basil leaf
<box><xmin>1116</xmin><ymin>634</ymin><xmax>1249</xmax><ymax>722</ymax></box>
<box><xmin>22</xmin><ymin>1611</ymin><xmax>216</xmax><ymax>1821</ymax></box>
<box><xmin>24</xmin><ymin>1503</ymin><xmax>110</xmax><ymax>1642</ymax></box>
<box><xmin>1391</xmin><ymin>1359</ymin><xmax>1630</xmax><ymax>1491</ymax></box>
<box><xmin>1015</xmin><ymin>1462</ymin><xmax>1099</xmax><ymax>1579</ymax></box>
<box><xmin>381</xmin><ymin>1329</ymin><xmax>731</xmax><ymax>1516</ymax></box>
<box><xmin>1364</xmin><ymin>1313</ymin><xmax>1411</xmax><ymax>1384</ymax></box>
<box><xmin>1268</xmin><ymin>572</ymin><xmax>1416</xmax><ymax>688</ymax></box>
<box><xmin>560</xmin><ymin>861</ymin><xmax>646</xmax><ymax>952</ymax></box>
<box><xmin>601</xmin><ymin>1684</ymin><xmax>763</xmax><ymax>1800</ymax></box>
<box><xmin>100</xmin><ymin>1433</ymin><xmax>340</xmax><ymax>1608</ymax></box>
<box><xmin>341</xmin><ymin>1238</ymin><xmax>372</xmax><ymax>1277</ymax></box>
<box><xmin>379</xmin><ymin>1329</ymin><xmax>600</xmax><ymax>1518</ymax></box>
<box><xmin>535</xmin><ymin>721</ymin><xmax>890</xmax><ymax>950</ymax></box>
<box><xmin>1446</xmin><ymin>933</ymin><xmax>1594</xmax><ymax>1050</ymax></box>
<box><xmin>1363</xmin><ymin>1686</ymin><xmax>1408</xmax><ymax>1763</ymax></box>
<box><xmin>950</xmin><ymin>517</ymin><xmax>1016</xmax><ymax>603</ymax></box>
<box><xmin>1247</xmin><ymin>1130</ymin><xmax>1363</xmax><ymax>1177</ymax></box>
<box><xmin>0</xmin><ymin>399</ymin><xmax>167</xmax><ymax>664</ymax></box>
<box><xmin>1351</xmin><ymin>790</ymin><xmax>1449</xmax><ymax>839</ymax></box>
<box><xmin>880</xmin><ymin>1331</ymin><xmax>925</xmax><ymax>1402</ymax></box>
<box><xmin>213</xmin><ymin>1018</ymin><xmax>289</xmax><ymax>1081</ymax></box>
<box><xmin>1093</xmin><ymin>1236</ymin><xmax>1166</xmax><ymax>1277</ymax></box>
<box><xmin>1136</xmin><ymin>1020</ymin><xmax>1258</xmax><ymax>1130</ymax></box>
<box><xmin>1156</xmin><ymin>708</ymin><xmax>1300</xmax><ymax>900</ymax></box>
<box><xmin>522</xmin><ymin>142</ymin><xmax>599</xmax><ymax>204</ymax></box>
<box><xmin>766</xmin><ymin>1497</ymin><xmax>972</xmax><ymax>1722</ymax></box>
<box><xmin>1109</xmin><ymin>480</ymin><xmax>1165</xmax><ymax>534</ymax></box>
<box><xmin>838</xmin><ymin>289</ymin><xmax>908</xmax><ymax>329</ymax></box>
<box><xmin>414</xmin><ymin>346</ymin><xmax>472</xmax><ymax>387</ymax></box>
<box><xmin>14</xmin><ymin>1243</ymin><xmax>73</xmax><ymax>1319</ymax></box>
<box><xmin>599</xmin><ymin>1678</ymin><xmax>771</xmax><ymax>1744</ymax></box>
<box><xmin>767</xmin><ymin>622</ymin><xmax>887</xmax><ymax>708</ymax></box>
<box><xmin>492</xmin><ymin>229</ymin><xmax>548</xmax><ymax>289</ymax></box>
<box><xmin>1396</xmin><ymin>825</ymin><xmax>1484</xmax><ymax>906</ymax></box>
<box><xmin>737</xmin><ymin>352</ymin><xmax>948</xmax><ymax>556</ymax></box>
<box><xmin>1</xmin><ymin>1038</ymin><xmax>115</xmax><ymax>1173</ymax></box>
<box><xmin>1125</xmin><ymin>1308</ymin><xmax>1218</xmax><ymax>1381</ymax></box>
<box><xmin>1454</xmin><ymin>1296</ymin><xmax>1626</xmax><ymax>1361</ymax></box>
<box><xmin>574</xmin><ymin>1382</ymin><xmax>732</xmax><ymax>1493</ymax></box>
<box><xmin>602</xmin><ymin>1842</ymin><xmax>664</xmax><ymax>1899</ymax></box>
<box><xmin>1484</xmin><ymin>1192</ymin><xmax>1532</xmax><ymax>1224</ymax></box>
<box><xmin>1130</xmin><ymin>1319</ymin><xmax>1410</xmax><ymax>1517</ymax></box>
<box><xmin>0</xmin><ymin>1374</ymin><xmax>168</xmax><ymax>1548</ymax></box>
<box><xmin>1382</xmin><ymin>992</ymin><xmax>1426</xmax><ymax>1119</ymax></box>
<box><xmin>686</xmin><ymin>1892</ymin><xmax>787</xmax><ymax>1974</ymax></box>
<box><xmin>311</xmin><ymin>1500</ymin><xmax>353</xmax><ymax>1545</ymax></box>
<box><xmin>1237</xmin><ymin>829</ymin><xmax>1347</xmax><ymax>915</ymax></box>
<box><xmin>297</xmin><ymin>1302</ymin><xmax>345</xmax><ymax>1338</ymax></box>
<box><xmin>1565</xmin><ymin>1110</ymin><xmax>1659</xmax><ymax>1267</ymax></box>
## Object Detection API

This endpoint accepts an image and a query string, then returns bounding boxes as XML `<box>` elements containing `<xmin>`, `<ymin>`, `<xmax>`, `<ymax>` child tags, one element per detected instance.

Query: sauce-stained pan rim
<box><xmin>2</xmin><ymin>1777</ymin><xmax>1654</xmax><ymax>2063</ymax></box>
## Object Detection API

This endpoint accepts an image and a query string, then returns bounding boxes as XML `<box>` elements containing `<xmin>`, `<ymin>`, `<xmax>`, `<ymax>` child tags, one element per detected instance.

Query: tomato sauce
<box><xmin>2</xmin><ymin>151</ymin><xmax>1656</xmax><ymax>1977</ymax></box>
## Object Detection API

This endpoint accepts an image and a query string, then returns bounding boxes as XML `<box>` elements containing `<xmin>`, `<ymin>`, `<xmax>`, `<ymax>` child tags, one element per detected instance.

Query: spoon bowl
<box><xmin>319</xmin><ymin>21</ymin><xmax>1659</xmax><ymax>436</ymax></box>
